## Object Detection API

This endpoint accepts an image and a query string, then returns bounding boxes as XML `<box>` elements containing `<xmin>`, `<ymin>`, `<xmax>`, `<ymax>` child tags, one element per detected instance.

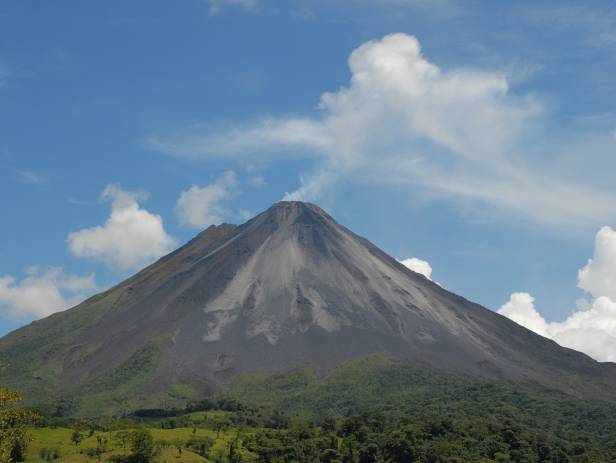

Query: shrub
<box><xmin>39</xmin><ymin>448</ymin><xmax>61</xmax><ymax>461</ymax></box>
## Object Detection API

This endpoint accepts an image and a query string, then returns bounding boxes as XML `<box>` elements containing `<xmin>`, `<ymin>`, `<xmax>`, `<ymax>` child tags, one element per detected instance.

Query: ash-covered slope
<box><xmin>1</xmin><ymin>201</ymin><xmax>615</xmax><ymax>411</ymax></box>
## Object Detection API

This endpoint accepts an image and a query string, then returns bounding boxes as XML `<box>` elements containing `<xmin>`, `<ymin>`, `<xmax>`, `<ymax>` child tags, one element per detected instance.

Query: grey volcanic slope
<box><xmin>1</xmin><ymin>201</ymin><xmax>615</xmax><ymax>410</ymax></box>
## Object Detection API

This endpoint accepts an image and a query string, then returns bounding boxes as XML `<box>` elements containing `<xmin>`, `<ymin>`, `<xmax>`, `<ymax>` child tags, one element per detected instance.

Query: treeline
<box><xmin>132</xmin><ymin>397</ymin><xmax>246</xmax><ymax>418</ymax></box>
<box><xmin>245</xmin><ymin>413</ymin><xmax>612</xmax><ymax>462</ymax></box>
<box><xmin>125</xmin><ymin>391</ymin><xmax>616</xmax><ymax>461</ymax></box>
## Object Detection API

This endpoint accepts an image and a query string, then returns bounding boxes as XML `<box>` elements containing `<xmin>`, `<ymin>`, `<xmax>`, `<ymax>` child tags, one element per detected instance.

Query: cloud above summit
<box><xmin>149</xmin><ymin>33</ymin><xmax>616</xmax><ymax>231</ymax></box>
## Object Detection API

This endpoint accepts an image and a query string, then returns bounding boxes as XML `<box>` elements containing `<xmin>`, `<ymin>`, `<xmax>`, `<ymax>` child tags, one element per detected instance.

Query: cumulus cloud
<box><xmin>0</xmin><ymin>267</ymin><xmax>97</xmax><ymax>319</ymax></box>
<box><xmin>148</xmin><ymin>33</ymin><xmax>616</xmax><ymax>230</ymax></box>
<box><xmin>400</xmin><ymin>257</ymin><xmax>433</xmax><ymax>281</ymax></box>
<box><xmin>175</xmin><ymin>171</ymin><xmax>236</xmax><ymax>228</ymax></box>
<box><xmin>208</xmin><ymin>0</ymin><xmax>257</xmax><ymax>15</ymax></box>
<box><xmin>499</xmin><ymin>292</ymin><xmax>616</xmax><ymax>362</ymax></box>
<box><xmin>67</xmin><ymin>185</ymin><xmax>177</xmax><ymax>273</ymax></box>
<box><xmin>578</xmin><ymin>226</ymin><xmax>616</xmax><ymax>300</ymax></box>
<box><xmin>499</xmin><ymin>226</ymin><xmax>616</xmax><ymax>362</ymax></box>
<box><xmin>498</xmin><ymin>292</ymin><xmax>549</xmax><ymax>337</ymax></box>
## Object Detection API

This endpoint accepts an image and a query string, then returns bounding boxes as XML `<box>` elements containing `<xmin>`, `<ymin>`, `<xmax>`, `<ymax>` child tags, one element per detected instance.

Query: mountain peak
<box><xmin>261</xmin><ymin>200</ymin><xmax>328</xmax><ymax>224</ymax></box>
<box><xmin>270</xmin><ymin>200</ymin><xmax>317</xmax><ymax>209</ymax></box>
<box><xmin>2</xmin><ymin>201</ymin><xmax>615</xmax><ymax>413</ymax></box>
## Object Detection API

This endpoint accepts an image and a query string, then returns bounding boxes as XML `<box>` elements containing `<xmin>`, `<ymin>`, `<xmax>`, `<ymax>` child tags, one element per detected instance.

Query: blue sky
<box><xmin>1</xmin><ymin>0</ymin><xmax>616</xmax><ymax>359</ymax></box>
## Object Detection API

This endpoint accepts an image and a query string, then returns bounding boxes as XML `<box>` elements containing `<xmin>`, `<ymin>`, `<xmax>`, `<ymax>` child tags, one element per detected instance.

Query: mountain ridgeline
<box><xmin>1</xmin><ymin>201</ymin><xmax>615</xmax><ymax>415</ymax></box>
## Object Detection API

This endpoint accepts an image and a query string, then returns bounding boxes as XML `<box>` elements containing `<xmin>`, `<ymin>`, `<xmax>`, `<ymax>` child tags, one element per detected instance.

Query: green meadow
<box><xmin>25</xmin><ymin>411</ymin><xmax>257</xmax><ymax>463</ymax></box>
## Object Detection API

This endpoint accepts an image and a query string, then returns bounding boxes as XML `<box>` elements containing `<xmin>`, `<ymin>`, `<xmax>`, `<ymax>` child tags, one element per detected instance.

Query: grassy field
<box><xmin>25</xmin><ymin>416</ymin><xmax>258</xmax><ymax>463</ymax></box>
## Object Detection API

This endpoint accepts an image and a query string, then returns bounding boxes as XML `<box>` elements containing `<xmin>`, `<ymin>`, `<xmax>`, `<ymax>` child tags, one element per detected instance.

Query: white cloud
<box><xmin>148</xmin><ymin>33</ymin><xmax>616</xmax><ymax>231</ymax></box>
<box><xmin>612</xmin><ymin>128</ymin><xmax>616</xmax><ymax>141</ymax></box>
<box><xmin>175</xmin><ymin>171</ymin><xmax>236</xmax><ymax>228</ymax></box>
<box><xmin>0</xmin><ymin>267</ymin><xmax>97</xmax><ymax>319</ymax></box>
<box><xmin>499</xmin><ymin>293</ymin><xmax>616</xmax><ymax>362</ymax></box>
<box><xmin>578</xmin><ymin>226</ymin><xmax>616</xmax><ymax>300</ymax></box>
<box><xmin>208</xmin><ymin>0</ymin><xmax>257</xmax><ymax>15</ymax></box>
<box><xmin>400</xmin><ymin>257</ymin><xmax>433</xmax><ymax>281</ymax></box>
<box><xmin>67</xmin><ymin>185</ymin><xmax>177</xmax><ymax>273</ymax></box>
<box><xmin>498</xmin><ymin>292</ymin><xmax>549</xmax><ymax>337</ymax></box>
<box><xmin>499</xmin><ymin>226</ymin><xmax>616</xmax><ymax>362</ymax></box>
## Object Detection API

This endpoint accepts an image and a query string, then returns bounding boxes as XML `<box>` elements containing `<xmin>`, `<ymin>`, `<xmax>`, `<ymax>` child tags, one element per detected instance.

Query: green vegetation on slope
<box><xmin>0</xmin><ymin>288</ymin><xmax>128</xmax><ymax>402</ymax></box>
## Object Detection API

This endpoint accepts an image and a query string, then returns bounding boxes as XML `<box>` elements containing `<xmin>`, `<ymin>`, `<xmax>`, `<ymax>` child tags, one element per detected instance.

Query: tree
<box><xmin>39</xmin><ymin>447</ymin><xmax>61</xmax><ymax>461</ymax></box>
<box><xmin>115</xmin><ymin>430</ymin><xmax>130</xmax><ymax>451</ymax></box>
<box><xmin>228</xmin><ymin>438</ymin><xmax>243</xmax><ymax>463</ymax></box>
<box><xmin>321</xmin><ymin>448</ymin><xmax>341</xmax><ymax>463</ymax></box>
<box><xmin>383</xmin><ymin>431</ymin><xmax>418</xmax><ymax>463</ymax></box>
<box><xmin>94</xmin><ymin>435</ymin><xmax>109</xmax><ymax>462</ymax></box>
<box><xmin>128</xmin><ymin>429</ymin><xmax>158</xmax><ymax>463</ymax></box>
<box><xmin>212</xmin><ymin>417</ymin><xmax>231</xmax><ymax>438</ymax></box>
<box><xmin>358</xmin><ymin>442</ymin><xmax>379</xmax><ymax>463</ymax></box>
<box><xmin>0</xmin><ymin>387</ymin><xmax>40</xmax><ymax>463</ymax></box>
<box><xmin>186</xmin><ymin>435</ymin><xmax>214</xmax><ymax>458</ymax></box>
<box><xmin>109</xmin><ymin>429</ymin><xmax>158</xmax><ymax>463</ymax></box>
<box><xmin>71</xmin><ymin>429</ymin><xmax>84</xmax><ymax>447</ymax></box>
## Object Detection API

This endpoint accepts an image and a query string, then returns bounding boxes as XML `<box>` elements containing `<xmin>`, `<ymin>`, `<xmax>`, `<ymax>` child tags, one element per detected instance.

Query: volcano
<box><xmin>1</xmin><ymin>201</ymin><xmax>615</xmax><ymax>412</ymax></box>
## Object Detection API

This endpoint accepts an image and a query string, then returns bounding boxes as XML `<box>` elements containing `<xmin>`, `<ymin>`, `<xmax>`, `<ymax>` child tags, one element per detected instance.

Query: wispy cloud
<box><xmin>208</xmin><ymin>0</ymin><xmax>257</xmax><ymax>15</ymax></box>
<box><xmin>292</xmin><ymin>6</ymin><xmax>317</xmax><ymax>21</ymax></box>
<box><xmin>149</xmin><ymin>33</ymin><xmax>616</xmax><ymax>231</ymax></box>
<box><xmin>249</xmin><ymin>175</ymin><xmax>267</xmax><ymax>187</ymax></box>
<box><xmin>342</xmin><ymin>0</ymin><xmax>465</xmax><ymax>18</ymax></box>
<box><xmin>525</xmin><ymin>4</ymin><xmax>616</xmax><ymax>48</ymax></box>
<box><xmin>16</xmin><ymin>170</ymin><xmax>47</xmax><ymax>185</ymax></box>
